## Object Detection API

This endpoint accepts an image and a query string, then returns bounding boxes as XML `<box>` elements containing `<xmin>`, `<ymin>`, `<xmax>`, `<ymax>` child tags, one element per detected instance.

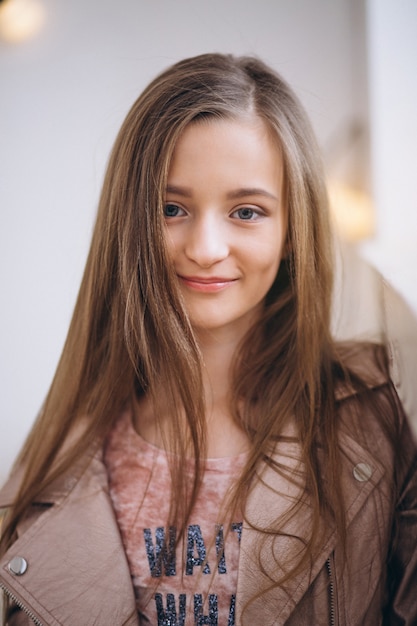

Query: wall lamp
<box><xmin>0</xmin><ymin>0</ymin><xmax>46</xmax><ymax>43</ymax></box>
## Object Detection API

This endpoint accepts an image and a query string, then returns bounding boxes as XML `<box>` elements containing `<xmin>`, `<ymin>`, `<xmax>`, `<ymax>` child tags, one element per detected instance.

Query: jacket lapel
<box><xmin>0</xmin><ymin>452</ymin><xmax>138</xmax><ymax>626</ymax></box>
<box><xmin>236</xmin><ymin>430</ymin><xmax>385</xmax><ymax>625</ymax></box>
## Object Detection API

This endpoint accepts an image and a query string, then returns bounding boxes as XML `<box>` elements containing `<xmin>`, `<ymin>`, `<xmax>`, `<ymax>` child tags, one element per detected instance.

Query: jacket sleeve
<box><xmin>384</xmin><ymin>416</ymin><xmax>417</xmax><ymax>625</ymax></box>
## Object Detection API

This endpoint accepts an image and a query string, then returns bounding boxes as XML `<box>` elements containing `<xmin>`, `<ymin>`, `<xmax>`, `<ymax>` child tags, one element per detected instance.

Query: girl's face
<box><xmin>164</xmin><ymin>117</ymin><xmax>287</xmax><ymax>340</ymax></box>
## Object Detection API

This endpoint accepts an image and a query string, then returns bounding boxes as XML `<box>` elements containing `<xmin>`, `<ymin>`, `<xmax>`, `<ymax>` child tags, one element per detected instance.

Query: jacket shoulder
<box><xmin>334</xmin><ymin>341</ymin><xmax>390</xmax><ymax>402</ymax></box>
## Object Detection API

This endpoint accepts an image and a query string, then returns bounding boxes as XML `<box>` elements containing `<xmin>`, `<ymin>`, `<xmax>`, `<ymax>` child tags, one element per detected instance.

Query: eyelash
<box><xmin>164</xmin><ymin>203</ymin><xmax>264</xmax><ymax>221</ymax></box>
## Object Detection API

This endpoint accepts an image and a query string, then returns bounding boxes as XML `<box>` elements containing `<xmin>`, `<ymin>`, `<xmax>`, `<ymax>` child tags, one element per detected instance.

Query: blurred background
<box><xmin>1</xmin><ymin>0</ymin><xmax>416</xmax><ymax>482</ymax></box>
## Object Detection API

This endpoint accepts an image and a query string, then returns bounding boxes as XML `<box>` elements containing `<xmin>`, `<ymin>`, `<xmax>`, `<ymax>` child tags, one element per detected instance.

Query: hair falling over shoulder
<box><xmin>0</xmin><ymin>53</ymin><xmax>403</xmax><ymax>611</ymax></box>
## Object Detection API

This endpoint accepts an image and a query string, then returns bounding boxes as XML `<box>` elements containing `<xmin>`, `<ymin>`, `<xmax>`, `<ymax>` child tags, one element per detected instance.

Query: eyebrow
<box><xmin>227</xmin><ymin>187</ymin><xmax>279</xmax><ymax>201</ymax></box>
<box><xmin>166</xmin><ymin>184</ymin><xmax>279</xmax><ymax>201</ymax></box>
<box><xmin>165</xmin><ymin>184</ymin><xmax>193</xmax><ymax>198</ymax></box>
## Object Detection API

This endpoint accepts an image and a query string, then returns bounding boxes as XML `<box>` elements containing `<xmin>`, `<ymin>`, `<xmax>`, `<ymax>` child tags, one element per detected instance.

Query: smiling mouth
<box><xmin>178</xmin><ymin>275</ymin><xmax>237</xmax><ymax>292</ymax></box>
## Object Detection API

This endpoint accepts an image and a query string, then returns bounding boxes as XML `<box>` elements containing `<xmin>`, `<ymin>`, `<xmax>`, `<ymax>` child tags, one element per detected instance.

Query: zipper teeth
<box><xmin>326</xmin><ymin>557</ymin><xmax>336</xmax><ymax>626</ymax></box>
<box><xmin>0</xmin><ymin>582</ymin><xmax>44</xmax><ymax>626</ymax></box>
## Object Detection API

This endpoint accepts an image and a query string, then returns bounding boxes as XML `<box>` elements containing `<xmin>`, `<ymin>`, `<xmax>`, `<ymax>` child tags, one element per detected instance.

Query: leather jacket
<box><xmin>1</xmin><ymin>379</ymin><xmax>416</xmax><ymax>625</ymax></box>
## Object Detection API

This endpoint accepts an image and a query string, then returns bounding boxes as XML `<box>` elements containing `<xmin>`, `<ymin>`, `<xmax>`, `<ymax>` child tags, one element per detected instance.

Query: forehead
<box><xmin>168</xmin><ymin>116</ymin><xmax>284</xmax><ymax>191</ymax></box>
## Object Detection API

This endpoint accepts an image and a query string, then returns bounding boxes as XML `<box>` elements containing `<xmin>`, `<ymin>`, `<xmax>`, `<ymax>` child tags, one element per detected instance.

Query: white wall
<box><xmin>0</xmin><ymin>0</ymin><xmax>415</xmax><ymax>482</ymax></box>
<box><xmin>361</xmin><ymin>0</ymin><xmax>417</xmax><ymax>311</ymax></box>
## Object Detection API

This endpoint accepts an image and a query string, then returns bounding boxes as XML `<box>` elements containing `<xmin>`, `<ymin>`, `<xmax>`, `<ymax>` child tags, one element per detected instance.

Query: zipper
<box><xmin>0</xmin><ymin>582</ymin><xmax>44</xmax><ymax>626</ymax></box>
<box><xmin>326</xmin><ymin>556</ymin><xmax>336</xmax><ymax>626</ymax></box>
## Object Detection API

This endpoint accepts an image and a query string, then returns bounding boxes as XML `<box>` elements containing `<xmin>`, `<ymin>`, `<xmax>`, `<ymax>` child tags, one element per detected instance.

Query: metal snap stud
<box><xmin>353</xmin><ymin>462</ymin><xmax>373</xmax><ymax>482</ymax></box>
<box><xmin>8</xmin><ymin>556</ymin><xmax>28</xmax><ymax>576</ymax></box>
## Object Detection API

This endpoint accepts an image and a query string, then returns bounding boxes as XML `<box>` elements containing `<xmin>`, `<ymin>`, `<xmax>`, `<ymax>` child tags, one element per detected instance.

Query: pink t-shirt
<box><xmin>104</xmin><ymin>407</ymin><xmax>246</xmax><ymax>626</ymax></box>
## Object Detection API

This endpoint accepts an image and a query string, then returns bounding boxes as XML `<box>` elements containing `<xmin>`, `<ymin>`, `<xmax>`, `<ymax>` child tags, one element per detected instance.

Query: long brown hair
<box><xmin>0</xmin><ymin>53</ymin><xmax>399</xmax><ymax>612</ymax></box>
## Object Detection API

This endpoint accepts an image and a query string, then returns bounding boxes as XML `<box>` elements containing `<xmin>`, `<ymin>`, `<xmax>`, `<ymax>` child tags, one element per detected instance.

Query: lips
<box><xmin>177</xmin><ymin>275</ymin><xmax>237</xmax><ymax>293</ymax></box>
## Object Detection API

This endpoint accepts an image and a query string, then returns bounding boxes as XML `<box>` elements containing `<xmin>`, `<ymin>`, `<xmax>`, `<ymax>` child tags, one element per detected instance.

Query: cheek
<box><xmin>253</xmin><ymin>239</ymin><xmax>284</xmax><ymax>275</ymax></box>
<box><xmin>254</xmin><ymin>246</ymin><xmax>283</xmax><ymax>296</ymax></box>
<box><xmin>248</xmin><ymin>217</ymin><xmax>286</xmax><ymax>264</ymax></box>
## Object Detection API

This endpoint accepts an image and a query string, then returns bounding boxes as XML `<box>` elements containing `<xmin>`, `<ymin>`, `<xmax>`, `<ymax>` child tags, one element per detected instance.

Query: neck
<box><xmin>133</xmin><ymin>326</ymin><xmax>250</xmax><ymax>458</ymax></box>
<box><xmin>192</xmin><ymin>326</ymin><xmax>250</xmax><ymax>457</ymax></box>
<box><xmin>196</xmin><ymin>329</ymin><xmax>237</xmax><ymax>400</ymax></box>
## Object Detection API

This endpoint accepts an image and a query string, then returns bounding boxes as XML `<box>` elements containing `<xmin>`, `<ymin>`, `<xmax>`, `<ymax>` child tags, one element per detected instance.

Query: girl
<box><xmin>0</xmin><ymin>53</ymin><xmax>416</xmax><ymax>626</ymax></box>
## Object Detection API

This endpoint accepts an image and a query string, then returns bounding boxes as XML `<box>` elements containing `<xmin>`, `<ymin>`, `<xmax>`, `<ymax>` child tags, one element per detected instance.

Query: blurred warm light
<box><xmin>328</xmin><ymin>180</ymin><xmax>375</xmax><ymax>242</ymax></box>
<box><xmin>0</xmin><ymin>0</ymin><xmax>45</xmax><ymax>43</ymax></box>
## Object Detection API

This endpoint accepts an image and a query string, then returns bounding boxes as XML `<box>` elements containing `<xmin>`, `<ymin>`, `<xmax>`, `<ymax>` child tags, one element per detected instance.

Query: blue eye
<box><xmin>232</xmin><ymin>207</ymin><xmax>259</xmax><ymax>220</ymax></box>
<box><xmin>164</xmin><ymin>203</ymin><xmax>183</xmax><ymax>217</ymax></box>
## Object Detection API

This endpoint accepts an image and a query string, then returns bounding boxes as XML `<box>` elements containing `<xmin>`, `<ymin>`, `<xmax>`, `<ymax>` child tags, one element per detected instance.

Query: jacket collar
<box><xmin>236</xmin><ymin>428</ymin><xmax>385</xmax><ymax>625</ymax></box>
<box><xmin>0</xmin><ymin>449</ymin><xmax>138</xmax><ymax>626</ymax></box>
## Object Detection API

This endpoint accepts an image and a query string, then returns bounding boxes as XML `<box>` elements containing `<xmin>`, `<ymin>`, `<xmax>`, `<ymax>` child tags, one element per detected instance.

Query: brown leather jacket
<box><xmin>1</xmin><ymin>379</ymin><xmax>416</xmax><ymax>625</ymax></box>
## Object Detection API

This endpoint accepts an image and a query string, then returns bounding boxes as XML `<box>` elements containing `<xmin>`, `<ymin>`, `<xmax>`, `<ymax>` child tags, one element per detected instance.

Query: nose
<box><xmin>185</xmin><ymin>215</ymin><xmax>229</xmax><ymax>268</ymax></box>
